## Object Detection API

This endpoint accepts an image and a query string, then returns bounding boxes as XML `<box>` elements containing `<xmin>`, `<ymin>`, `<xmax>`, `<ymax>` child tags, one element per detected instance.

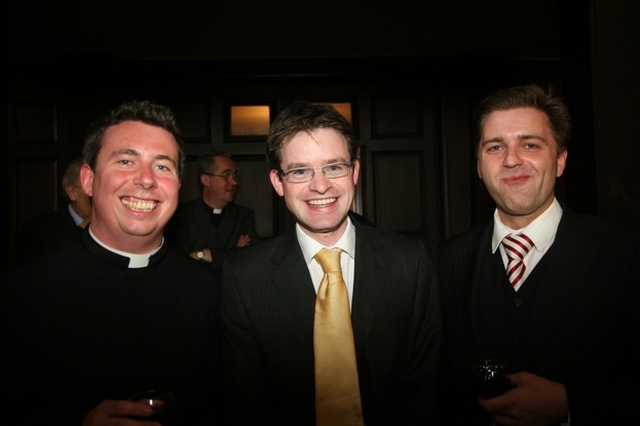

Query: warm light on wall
<box><xmin>231</xmin><ymin>105</ymin><xmax>271</xmax><ymax>136</ymax></box>
<box><xmin>327</xmin><ymin>102</ymin><xmax>352</xmax><ymax>124</ymax></box>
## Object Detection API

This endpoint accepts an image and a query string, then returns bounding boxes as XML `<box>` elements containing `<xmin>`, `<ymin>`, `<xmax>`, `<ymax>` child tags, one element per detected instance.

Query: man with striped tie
<box><xmin>435</xmin><ymin>84</ymin><xmax>640</xmax><ymax>426</ymax></box>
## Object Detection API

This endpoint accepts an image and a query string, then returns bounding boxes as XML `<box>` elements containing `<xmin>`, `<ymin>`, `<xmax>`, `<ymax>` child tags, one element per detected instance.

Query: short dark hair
<box><xmin>475</xmin><ymin>84</ymin><xmax>572</xmax><ymax>155</ymax></box>
<box><xmin>266</xmin><ymin>101</ymin><xmax>359</xmax><ymax>170</ymax></box>
<box><xmin>82</xmin><ymin>100</ymin><xmax>186</xmax><ymax>178</ymax></box>
<box><xmin>197</xmin><ymin>150</ymin><xmax>233</xmax><ymax>176</ymax></box>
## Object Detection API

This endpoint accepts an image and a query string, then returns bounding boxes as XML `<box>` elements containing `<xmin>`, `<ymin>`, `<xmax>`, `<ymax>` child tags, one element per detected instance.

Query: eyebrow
<box><xmin>482</xmin><ymin>134</ymin><xmax>546</xmax><ymax>144</ymax></box>
<box><xmin>284</xmin><ymin>158</ymin><xmax>347</xmax><ymax>169</ymax></box>
<box><xmin>110</xmin><ymin>149</ymin><xmax>177</xmax><ymax>165</ymax></box>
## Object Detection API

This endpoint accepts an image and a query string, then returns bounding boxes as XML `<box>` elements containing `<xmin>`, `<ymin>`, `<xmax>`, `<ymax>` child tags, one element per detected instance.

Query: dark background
<box><xmin>4</xmin><ymin>0</ymin><xmax>639</xmax><ymax>269</ymax></box>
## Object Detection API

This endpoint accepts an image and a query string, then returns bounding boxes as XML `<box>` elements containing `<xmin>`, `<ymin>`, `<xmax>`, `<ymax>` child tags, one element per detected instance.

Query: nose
<box><xmin>308</xmin><ymin>169</ymin><xmax>332</xmax><ymax>192</ymax></box>
<box><xmin>503</xmin><ymin>146</ymin><xmax>523</xmax><ymax>168</ymax></box>
<box><xmin>133</xmin><ymin>164</ymin><xmax>157</xmax><ymax>189</ymax></box>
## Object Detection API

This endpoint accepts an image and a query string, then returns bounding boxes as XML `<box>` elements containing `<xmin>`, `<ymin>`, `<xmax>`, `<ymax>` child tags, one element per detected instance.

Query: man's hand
<box><xmin>478</xmin><ymin>371</ymin><xmax>568</xmax><ymax>426</ymax></box>
<box><xmin>83</xmin><ymin>399</ymin><xmax>161</xmax><ymax>426</ymax></box>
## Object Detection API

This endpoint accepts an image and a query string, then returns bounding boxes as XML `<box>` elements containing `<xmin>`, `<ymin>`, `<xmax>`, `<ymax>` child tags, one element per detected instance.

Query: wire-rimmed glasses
<box><xmin>278</xmin><ymin>162</ymin><xmax>352</xmax><ymax>183</ymax></box>
<box><xmin>204</xmin><ymin>172</ymin><xmax>240</xmax><ymax>182</ymax></box>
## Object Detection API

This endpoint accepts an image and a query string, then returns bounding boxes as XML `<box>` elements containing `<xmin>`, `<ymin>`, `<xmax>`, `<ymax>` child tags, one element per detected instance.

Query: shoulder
<box><xmin>355</xmin><ymin>225</ymin><xmax>432</xmax><ymax>265</ymax></box>
<box><xmin>20</xmin><ymin>209</ymin><xmax>70</xmax><ymax>231</ymax></box>
<box><xmin>436</xmin><ymin>224</ymin><xmax>489</xmax><ymax>260</ymax></box>
<box><xmin>174</xmin><ymin>198</ymin><xmax>202</xmax><ymax>214</ymax></box>
<box><xmin>227</xmin><ymin>203</ymin><xmax>256</xmax><ymax>217</ymax></box>
<box><xmin>560</xmin><ymin>208</ymin><xmax>640</xmax><ymax>246</ymax></box>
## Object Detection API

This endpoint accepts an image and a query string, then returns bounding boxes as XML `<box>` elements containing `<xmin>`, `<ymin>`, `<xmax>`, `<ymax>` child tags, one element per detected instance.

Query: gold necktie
<box><xmin>313</xmin><ymin>248</ymin><xmax>363</xmax><ymax>426</ymax></box>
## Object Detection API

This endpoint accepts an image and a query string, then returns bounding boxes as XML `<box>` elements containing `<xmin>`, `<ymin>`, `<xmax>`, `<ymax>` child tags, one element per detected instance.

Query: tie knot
<box><xmin>315</xmin><ymin>248</ymin><xmax>343</xmax><ymax>273</ymax></box>
<box><xmin>502</xmin><ymin>233</ymin><xmax>534</xmax><ymax>259</ymax></box>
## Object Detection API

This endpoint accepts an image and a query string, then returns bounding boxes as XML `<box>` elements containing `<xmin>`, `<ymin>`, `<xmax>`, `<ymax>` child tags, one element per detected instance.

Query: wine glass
<box><xmin>129</xmin><ymin>388</ymin><xmax>175</xmax><ymax>424</ymax></box>
<box><xmin>471</xmin><ymin>359</ymin><xmax>513</xmax><ymax>425</ymax></box>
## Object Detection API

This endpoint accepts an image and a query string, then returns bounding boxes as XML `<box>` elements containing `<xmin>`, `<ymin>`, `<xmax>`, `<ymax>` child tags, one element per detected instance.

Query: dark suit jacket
<box><xmin>166</xmin><ymin>198</ymin><xmax>260</xmax><ymax>269</ymax></box>
<box><xmin>220</xmin><ymin>221</ymin><xmax>441</xmax><ymax>425</ymax></box>
<box><xmin>435</xmin><ymin>208</ymin><xmax>640</xmax><ymax>425</ymax></box>
<box><xmin>15</xmin><ymin>204</ymin><xmax>84</xmax><ymax>265</ymax></box>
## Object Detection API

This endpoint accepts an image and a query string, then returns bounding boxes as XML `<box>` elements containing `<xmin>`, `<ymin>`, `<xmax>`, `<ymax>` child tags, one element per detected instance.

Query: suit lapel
<box><xmin>350</xmin><ymin>225</ymin><xmax>390</xmax><ymax>351</ymax></box>
<box><xmin>468</xmin><ymin>226</ymin><xmax>494</xmax><ymax>357</ymax></box>
<box><xmin>194</xmin><ymin>199</ymin><xmax>215</xmax><ymax>246</ymax></box>
<box><xmin>270</xmin><ymin>231</ymin><xmax>317</xmax><ymax>338</ymax></box>
<box><xmin>217</xmin><ymin>204</ymin><xmax>239</xmax><ymax>245</ymax></box>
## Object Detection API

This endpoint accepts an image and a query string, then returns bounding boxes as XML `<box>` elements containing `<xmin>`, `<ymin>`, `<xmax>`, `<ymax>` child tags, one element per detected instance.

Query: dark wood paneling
<box><xmin>373</xmin><ymin>151</ymin><xmax>423</xmax><ymax>234</ymax></box>
<box><xmin>16</xmin><ymin>159</ymin><xmax>59</xmax><ymax>227</ymax></box>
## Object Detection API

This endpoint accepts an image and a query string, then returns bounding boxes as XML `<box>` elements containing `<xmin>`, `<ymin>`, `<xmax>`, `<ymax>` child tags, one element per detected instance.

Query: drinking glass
<box><xmin>129</xmin><ymin>388</ymin><xmax>175</xmax><ymax>424</ymax></box>
<box><xmin>471</xmin><ymin>359</ymin><xmax>513</xmax><ymax>425</ymax></box>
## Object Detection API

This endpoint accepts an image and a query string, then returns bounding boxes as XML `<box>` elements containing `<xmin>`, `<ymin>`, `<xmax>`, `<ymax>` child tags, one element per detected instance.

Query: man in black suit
<box><xmin>15</xmin><ymin>156</ymin><xmax>92</xmax><ymax>265</ymax></box>
<box><xmin>166</xmin><ymin>150</ymin><xmax>259</xmax><ymax>270</ymax></box>
<box><xmin>220</xmin><ymin>101</ymin><xmax>441</xmax><ymax>425</ymax></box>
<box><xmin>436</xmin><ymin>85</ymin><xmax>640</xmax><ymax>425</ymax></box>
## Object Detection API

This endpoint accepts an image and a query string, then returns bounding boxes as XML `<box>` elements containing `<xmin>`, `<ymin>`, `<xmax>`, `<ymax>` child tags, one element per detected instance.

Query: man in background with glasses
<box><xmin>166</xmin><ymin>150</ymin><xmax>260</xmax><ymax>271</ymax></box>
<box><xmin>219</xmin><ymin>101</ymin><xmax>441</xmax><ymax>424</ymax></box>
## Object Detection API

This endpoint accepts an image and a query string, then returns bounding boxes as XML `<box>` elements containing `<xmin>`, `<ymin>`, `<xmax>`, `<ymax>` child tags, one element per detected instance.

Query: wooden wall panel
<box><xmin>233</xmin><ymin>156</ymin><xmax>274</xmax><ymax>239</ymax></box>
<box><xmin>373</xmin><ymin>151</ymin><xmax>423</xmax><ymax>234</ymax></box>
<box><xmin>15</xmin><ymin>159</ymin><xmax>59</xmax><ymax>228</ymax></box>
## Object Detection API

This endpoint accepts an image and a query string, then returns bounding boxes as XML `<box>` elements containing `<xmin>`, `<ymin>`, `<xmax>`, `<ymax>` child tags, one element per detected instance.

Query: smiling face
<box><xmin>80</xmin><ymin>120</ymin><xmax>181</xmax><ymax>253</ymax></box>
<box><xmin>477</xmin><ymin>107</ymin><xmax>567</xmax><ymax>229</ymax></box>
<box><xmin>269</xmin><ymin>127</ymin><xmax>360</xmax><ymax>246</ymax></box>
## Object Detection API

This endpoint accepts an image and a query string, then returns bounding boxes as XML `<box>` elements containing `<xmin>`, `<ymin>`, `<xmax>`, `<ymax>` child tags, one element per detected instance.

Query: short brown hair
<box><xmin>475</xmin><ymin>84</ymin><xmax>572</xmax><ymax>155</ymax></box>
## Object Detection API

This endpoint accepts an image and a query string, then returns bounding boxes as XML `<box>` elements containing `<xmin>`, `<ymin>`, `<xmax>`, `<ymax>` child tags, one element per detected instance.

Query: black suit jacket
<box><xmin>220</xmin><ymin>221</ymin><xmax>441</xmax><ymax>425</ymax></box>
<box><xmin>15</xmin><ymin>204</ymin><xmax>84</xmax><ymax>265</ymax></box>
<box><xmin>435</xmin><ymin>208</ymin><xmax>640</xmax><ymax>425</ymax></box>
<box><xmin>166</xmin><ymin>198</ymin><xmax>260</xmax><ymax>269</ymax></box>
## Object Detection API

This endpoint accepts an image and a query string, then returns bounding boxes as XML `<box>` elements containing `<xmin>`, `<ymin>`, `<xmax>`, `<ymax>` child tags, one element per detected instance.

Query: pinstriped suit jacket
<box><xmin>220</xmin><ymin>221</ymin><xmax>441</xmax><ymax>425</ymax></box>
<box><xmin>435</xmin><ymin>208</ymin><xmax>640</xmax><ymax>425</ymax></box>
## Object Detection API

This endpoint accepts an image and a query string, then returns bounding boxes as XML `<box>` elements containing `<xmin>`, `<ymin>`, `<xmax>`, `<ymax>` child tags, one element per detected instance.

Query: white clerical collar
<box><xmin>88</xmin><ymin>227</ymin><xmax>163</xmax><ymax>268</ymax></box>
<box><xmin>213</xmin><ymin>208</ymin><xmax>223</xmax><ymax>214</ymax></box>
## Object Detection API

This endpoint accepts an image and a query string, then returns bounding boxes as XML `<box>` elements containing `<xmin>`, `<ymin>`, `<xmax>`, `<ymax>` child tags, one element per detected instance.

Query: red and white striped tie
<box><xmin>502</xmin><ymin>233</ymin><xmax>534</xmax><ymax>287</ymax></box>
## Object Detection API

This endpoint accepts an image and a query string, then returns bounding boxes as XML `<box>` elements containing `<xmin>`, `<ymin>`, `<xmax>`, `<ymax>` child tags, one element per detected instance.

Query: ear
<box><xmin>477</xmin><ymin>158</ymin><xmax>483</xmax><ymax>180</ymax></box>
<box><xmin>80</xmin><ymin>164</ymin><xmax>94</xmax><ymax>197</ymax></box>
<box><xmin>269</xmin><ymin>169</ymin><xmax>285</xmax><ymax>197</ymax></box>
<box><xmin>351</xmin><ymin>158</ymin><xmax>361</xmax><ymax>185</ymax></box>
<box><xmin>65</xmin><ymin>184</ymin><xmax>77</xmax><ymax>201</ymax></box>
<box><xmin>199</xmin><ymin>173</ymin><xmax>209</xmax><ymax>187</ymax></box>
<box><xmin>556</xmin><ymin>149</ymin><xmax>568</xmax><ymax>177</ymax></box>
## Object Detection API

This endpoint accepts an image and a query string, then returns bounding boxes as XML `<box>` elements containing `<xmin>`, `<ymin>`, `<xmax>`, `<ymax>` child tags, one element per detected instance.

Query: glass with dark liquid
<box><xmin>471</xmin><ymin>359</ymin><xmax>514</xmax><ymax>425</ymax></box>
<box><xmin>471</xmin><ymin>359</ymin><xmax>513</xmax><ymax>398</ymax></box>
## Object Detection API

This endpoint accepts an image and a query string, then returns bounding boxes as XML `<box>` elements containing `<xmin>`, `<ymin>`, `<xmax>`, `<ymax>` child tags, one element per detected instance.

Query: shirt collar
<box><xmin>491</xmin><ymin>198</ymin><xmax>563</xmax><ymax>253</ymax></box>
<box><xmin>297</xmin><ymin>217</ymin><xmax>356</xmax><ymax>264</ymax></box>
<box><xmin>68</xmin><ymin>202</ymin><xmax>83</xmax><ymax>226</ymax></box>
<box><xmin>88</xmin><ymin>226</ymin><xmax>164</xmax><ymax>268</ymax></box>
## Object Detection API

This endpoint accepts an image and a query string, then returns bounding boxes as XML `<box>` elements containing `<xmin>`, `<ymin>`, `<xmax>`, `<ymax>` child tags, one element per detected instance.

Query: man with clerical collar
<box><xmin>166</xmin><ymin>150</ymin><xmax>260</xmax><ymax>270</ymax></box>
<box><xmin>1</xmin><ymin>100</ymin><xmax>226</xmax><ymax>425</ymax></box>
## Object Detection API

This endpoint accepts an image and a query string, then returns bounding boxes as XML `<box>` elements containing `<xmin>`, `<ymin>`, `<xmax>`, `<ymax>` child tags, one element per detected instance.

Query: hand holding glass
<box><xmin>129</xmin><ymin>388</ymin><xmax>175</xmax><ymax>423</ymax></box>
<box><xmin>471</xmin><ymin>359</ymin><xmax>514</xmax><ymax>398</ymax></box>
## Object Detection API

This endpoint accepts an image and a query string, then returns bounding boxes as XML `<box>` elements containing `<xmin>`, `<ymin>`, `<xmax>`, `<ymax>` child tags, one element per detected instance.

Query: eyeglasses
<box><xmin>204</xmin><ymin>172</ymin><xmax>240</xmax><ymax>182</ymax></box>
<box><xmin>278</xmin><ymin>162</ymin><xmax>353</xmax><ymax>183</ymax></box>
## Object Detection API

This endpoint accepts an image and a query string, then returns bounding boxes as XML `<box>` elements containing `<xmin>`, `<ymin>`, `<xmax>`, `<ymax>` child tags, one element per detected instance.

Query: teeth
<box><xmin>308</xmin><ymin>198</ymin><xmax>336</xmax><ymax>206</ymax></box>
<box><xmin>122</xmin><ymin>198</ymin><xmax>157</xmax><ymax>212</ymax></box>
